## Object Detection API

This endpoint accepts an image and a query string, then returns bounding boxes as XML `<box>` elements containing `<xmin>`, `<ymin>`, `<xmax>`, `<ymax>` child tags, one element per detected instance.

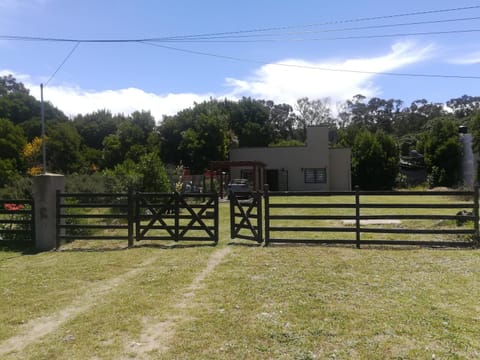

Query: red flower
<box><xmin>4</xmin><ymin>203</ymin><xmax>24</xmax><ymax>211</ymax></box>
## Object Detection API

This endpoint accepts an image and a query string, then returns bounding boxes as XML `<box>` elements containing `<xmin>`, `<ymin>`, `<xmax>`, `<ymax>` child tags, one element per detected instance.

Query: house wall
<box><xmin>329</xmin><ymin>148</ymin><xmax>352</xmax><ymax>191</ymax></box>
<box><xmin>230</xmin><ymin>127</ymin><xmax>351</xmax><ymax>191</ymax></box>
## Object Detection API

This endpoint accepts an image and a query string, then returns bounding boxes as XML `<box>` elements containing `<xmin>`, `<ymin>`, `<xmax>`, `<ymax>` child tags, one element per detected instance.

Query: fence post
<box><xmin>30</xmin><ymin>199</ymin><xmax>35</xmax><ymax>245</ymax></box>
<box><xmin>474</xmin><ymin>186</ymin><xmax>479</xmax><ymax>241</ymax></box>
<box><xmin>257</xmin><ymin>191</ymin><xmax>263</xmax><ymax>244</ymax></box>
<box><xmin>127</xmin><ymin>188</ymin><xmax>134</xmax><ymax>247</ymax></box>
<box><xmin>355</xmin><ymin>186</ymin><xmax>361</xmax><ymax>249</ymax></box>
<box><xmin>264</xmin><ymin>184</ymin><xmax>270</xmax><ymax>246</ymax></box>
<box><xmin>174</xmin><ymin>192</ymin><xmax>180</xmax><ymax>242</ymax></box>
<box><xmin>214</xmin><ymin>192</ymin><xmax>219</xmax><ymax>245</ymax></box>
<box><xmin>55</xmin><ymin>189</ymin><xmax>60</xmax><ymax>249</ymax></box>
<box><xmin>32</xmin><ymin>173</ymin><xmax>65</xmax><ymax>251</ymax></box>
<box><xmin>229</xmin><ymin>190</ymin><xmax>235</xmax><ymax>240</ymax></box>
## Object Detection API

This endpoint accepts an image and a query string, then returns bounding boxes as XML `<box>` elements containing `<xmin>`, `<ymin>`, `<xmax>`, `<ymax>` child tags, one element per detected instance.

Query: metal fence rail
<box><xmin>229</xmin><ymin>191</ymin><xmax>263</xmax><ymax>243</ymax></box>
<box><xmin>0</xmin><ymin>199</ymin><xmax>34</xmax><ymax>243</ymax></box>
<box><xmin>136</xmin><ymin>192</ymin><xmax>218</xmax><ymax>244</ymax></box>
<box><xmin>56</xmin><ymin>191</ymin><xmax>134</xmax><ymax>248</ymax></box>
<box><xmin>263</xmin><ymin>186</ymin><xmax>479</xmax><ymax>248</ymax></box>
<box><xmin>56</xmin><ymin>191</ymin><xmax>218</xmax><ymax>248</ymax></box>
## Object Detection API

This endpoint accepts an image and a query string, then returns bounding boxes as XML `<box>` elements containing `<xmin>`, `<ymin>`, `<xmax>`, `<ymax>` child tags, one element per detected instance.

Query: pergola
<box><xmin>208</xmin><ymin>160</ymin><xmax>266</xmax><ymax>191</ymax></box>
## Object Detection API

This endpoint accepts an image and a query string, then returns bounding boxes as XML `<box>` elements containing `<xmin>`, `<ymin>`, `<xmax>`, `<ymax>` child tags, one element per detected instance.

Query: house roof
<box><xmin>209</xmin><ymin>160</ymin><xmax>266</xmax><ymax>169</ymax></box>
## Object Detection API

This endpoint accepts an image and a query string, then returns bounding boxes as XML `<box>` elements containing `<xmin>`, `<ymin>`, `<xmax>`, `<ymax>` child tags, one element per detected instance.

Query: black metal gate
<box><xmin>136</xmin><ymin>192</ymin><xmax>218</xmax><ymax>245</ymax></box>
<box><xmin>229</xmin><ymin>191</ymin><xmax>263</xmax><ymax>243</ymax></box>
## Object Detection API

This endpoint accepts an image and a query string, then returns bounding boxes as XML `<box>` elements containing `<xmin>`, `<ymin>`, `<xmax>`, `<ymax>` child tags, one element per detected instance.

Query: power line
<box><xmin>2</xmin><ymin>27</ymin><xmax>479</xmax><ymax>44</ymax></box>
<box><xmin>2</xmin><ymin>25</ymin><xmax>479</xmax><ymax>45</ymax></box>
<box><xmin>152</xmin><ymin>29</ymin><xmax>480</xmax><ymax>43</ymax></box>
<box><xmin>141</xmin><ymin>41</ymin><xmax>480</xmax><ymax>80</ymax></box>
<box><xmin>149</xmin><ymin>5</ymin><xmax>480</xmax><ymax>42</ymax></box>
<box><xmin>155</xmin><ymin>16</ymin><xmax>480</xmax><ymax>42</ymax></box>
<box><xmin>1</xmin><ymin>5</ymin><xmax>479</xmax><ymax>44</ymax></box>
<box><xmin>45</xmin><ymin>42</ymin><xmax>80</xmax><ymax>85</ymax></box>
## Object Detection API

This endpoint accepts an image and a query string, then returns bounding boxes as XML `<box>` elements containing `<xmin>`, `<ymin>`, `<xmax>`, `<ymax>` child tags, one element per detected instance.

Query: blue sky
<box><xmin>1</xmin><ymin>0</ymin><xmax>480</xmax><ymax>121</ymax></box>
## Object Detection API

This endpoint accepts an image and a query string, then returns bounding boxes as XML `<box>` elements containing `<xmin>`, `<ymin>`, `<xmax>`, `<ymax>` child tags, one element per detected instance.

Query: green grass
<box><xmin>0</xmin><ymin>199</ymin><xmax>479</xmax><ymax>359</ymax></box>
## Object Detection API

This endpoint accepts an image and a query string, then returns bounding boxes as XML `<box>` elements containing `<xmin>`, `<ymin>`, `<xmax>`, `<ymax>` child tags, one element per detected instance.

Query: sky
<box><xmin>1</xmin><ymin>0</ymin><xmax>480</xmax><ymax>122</ymax></box>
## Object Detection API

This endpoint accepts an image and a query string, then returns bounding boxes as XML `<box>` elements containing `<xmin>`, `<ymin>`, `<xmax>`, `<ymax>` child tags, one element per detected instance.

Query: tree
<box><xmin>228</xmin><ymin>97</ymin><xmax>272</xmax><ymax>147</ymax></box>
<box><xmin>469</xmin><ymin>110</ymin><xmax>480</xmax><ymax>154</ymax></box>
<box><xmin>103</xmin><ymin>152</ymin><xmax>170</xmax><ymax>193</ymax></box>
<box><xmin>73</xmin><ymin>109</ymin><xmax>118</xmax><ymax>150</ymax></box>
<box><xmin>0</xmin><ymin>75</ymin><xmax>29</xmax><ymax>95</ymax></box>
<box><xmin>351</xmin><ymin>129</ymin><xmax>398</xmax><ymax>190</ymax></box>
<box><xmin>0</xmin><ymin>118</ymin><xmax>26</xmax><ymax>185</ymax></box>
<box><xmin>0</xmin><ymin>75</ymin><xmax>67</xmax><ymax>127</ymax></box>
<box><xmin>447</xmin><ymin>95</ymin><xmax>480</xmax><ymax>118</ymax></box>
<box><xmin>264</xmin><ymin>101</ymin><xmax>300</xmax><ymax>143</ymax></box>
<box><xmin>159</xmin><ymin>99</ymin><xmax>230</xmax><ymax>168</ymax></box>
<box><xmin>178</xmin><ymin>112</ymin><xmax>229</xmax><ymax>171</ymax></box>
<box><xmin>102</xmin><ymin>134</ymin><xmax>123</xmax><ymax>168</ymax></box>
<box><xmin>296</xmin><ymin>97</ymin><xmax>334</xmax><ymax>128</ymax></box>
<box><xmin>46</xmin><ymin>122</ymin><xmax>83</xmax><ymax>173</ymax></box>
<box><xmin>375</xmin><ymin>131</ymin><xmax>399</xmax><ymax>189</ymax></box>
<box><xmin>418</xmin><ymin>117</ymin><xmax>462</xmax><ymax>187</ymax></box>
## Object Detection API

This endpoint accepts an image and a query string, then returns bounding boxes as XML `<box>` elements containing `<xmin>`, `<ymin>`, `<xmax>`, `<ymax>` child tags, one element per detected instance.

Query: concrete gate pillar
<box><xmin>32</xmin><ymin>173</ymin><xmax>65</xmax><ymax>251</ymax></box>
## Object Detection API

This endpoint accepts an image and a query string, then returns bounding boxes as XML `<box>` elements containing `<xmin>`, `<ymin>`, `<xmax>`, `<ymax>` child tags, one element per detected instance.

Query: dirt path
<box><xmin>125</xmin><ymin>247</ymin><xmax>231</xmax><ymax>359</ymax></box>
<box><xmin>0</xmin><ymin>257</ymin><xmax>157</xmax><ymax>357</ymax></box>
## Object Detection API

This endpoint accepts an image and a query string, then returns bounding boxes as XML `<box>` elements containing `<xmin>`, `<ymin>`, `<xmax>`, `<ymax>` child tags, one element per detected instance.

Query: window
<box><xmin>304</xmin><ymin>168</ymin><xmax>327</xmax><ymax>184</ymax></box>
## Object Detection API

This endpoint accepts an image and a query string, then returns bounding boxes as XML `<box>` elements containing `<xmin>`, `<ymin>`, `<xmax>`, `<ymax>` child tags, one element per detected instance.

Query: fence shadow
<box><xmin>227</xmin><ymin>241</ymin><xmax>262</xmax><ymax>247</ymax></box>
<box><xmin>135</xmin><ymin>242</ymin><xmax>217</xmax><ymax>250</ymax></box>
<box><xmin>0</xmin><ymin>241</ymin><xmax>38</xmax><ymax>255</ymax></box>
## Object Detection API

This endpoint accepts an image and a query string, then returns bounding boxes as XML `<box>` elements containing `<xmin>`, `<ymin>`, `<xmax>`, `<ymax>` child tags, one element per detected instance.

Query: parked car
<box><xmin>227</xmin><ymin>179</ymin><xmax>251</xmax><ymax>199</ymax></box>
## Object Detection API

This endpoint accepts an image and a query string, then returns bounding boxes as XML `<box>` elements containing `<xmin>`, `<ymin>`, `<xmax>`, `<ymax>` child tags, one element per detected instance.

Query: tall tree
<box><xmin>0</xmin><ymin>119</ymin><xmax>27</xmax><ymax>185</ymax></box>
<box><xmin>46</xmin><ymin>122</ymin><xmax>83</xmax><ymax>174</ymax></box>
<box><xmin>296</xmin><ymin>97</ymin><xmax>334</xmax><ymax>128</ymax></box>
<box><xmin>73</xmin><ymin>109</ymin><xmax>118</xmax><ymax>150</ymax></box>
<box><xmin>228</xmin><ymin>97</ymin><xmax>272</xmax><ymax>147</ymax></box>
<box><xmin>418</xmin><ymin>117</ymin><xmax>462</xmax><ymax>187</ymax></box>
<box><xmin>352</xmin><ymin>129</ymin><xmax>399</xmax><ymax>190</ymax></box>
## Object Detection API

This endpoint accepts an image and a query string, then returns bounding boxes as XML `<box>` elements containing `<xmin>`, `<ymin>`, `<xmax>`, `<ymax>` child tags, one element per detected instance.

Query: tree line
<box><xmin>1</xmin><ymin>74</ymin><xmax>480</xmax><ymax>194</ymax></box>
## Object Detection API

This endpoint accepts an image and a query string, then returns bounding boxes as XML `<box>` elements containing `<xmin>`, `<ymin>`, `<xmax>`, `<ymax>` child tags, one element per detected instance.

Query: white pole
<box><xmin>40</xmin><ymin>83</ymin><xmax>46</xmax><ymax>174</ymax></box>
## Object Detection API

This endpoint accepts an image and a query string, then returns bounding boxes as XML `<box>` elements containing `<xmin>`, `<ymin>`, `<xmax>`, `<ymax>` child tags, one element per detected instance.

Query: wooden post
<box><xmin>263</xmin><ymin>184</ymin><xmax>270</xmax><ymax>246</ymax></box>
<box><xmin>474</xmin><ymin>186</ymin><xmax>479</xmax><ymax>241</ymax></box>
<box><xmin>220</xmin><ymin>172</ymin><xmax>224</xmax><ymax>199</ymax></box>
<box><xmin>257</xmin><ymin>191</ymin><xmax>263</xmax><ymax>244</ymax></box>
<box><xmin>355</xmin><ymin>186</ymin><xmax>361</xmax><ymax>249</ymax></box>
<box><xmin>55</xmin><ymin>189</ymin><xmax>60</xmax><ymax>249</ymax></box>
<box><xmin>229</xmin><ymin>190</ymin><xmax>235</xmax><ymax>240</ymax></box>
<box><xmin>214</xmin><ymin>192</ymin><xmax>219</xmax><ymax>245</ymax></box>
<box><xmin>174</xmin><ymin>192</ymin><xmax>180</xmax><ymax>242</ymax></box>
<box><xmin>30</xmin><ymin>199</ymin><xmax>35</xmax><ymax>245</ymax></box>
<box><xmin>127</xmin><ymin>188</ymin><xmax>134</xmax><ymax>247</ymax></box>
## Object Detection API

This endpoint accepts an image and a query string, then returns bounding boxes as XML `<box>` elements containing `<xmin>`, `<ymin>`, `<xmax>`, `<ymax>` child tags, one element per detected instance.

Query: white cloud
<box><xmin>1</xmin><ymin>40</ymin><xmax>434</xmax><ymax>122</ymax></box>
<box><xmin>28</xmin><ymin>85</ymin><xmax>214</xmax><ymax>122</ymax></box>
<box><xmin>2</xmin><ymin>70</ymin><xmax>214</xmax><ymax>122</ymax></box>
<box><xmin>449</xmin><ymin>51</ymin><xmax>480</xmax><ymax>65</ymax></box>
<box><xmin>225</xmin><ymin>40</ymin><xmax>435</xmax><ymax>104</ymax></box>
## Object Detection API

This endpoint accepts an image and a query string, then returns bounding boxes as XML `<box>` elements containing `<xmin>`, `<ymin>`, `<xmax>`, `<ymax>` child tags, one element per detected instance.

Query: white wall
<box><xmin>230</xmin><ymin>127</ymin><xmax>351</xmax><ymax>191</ymax></box>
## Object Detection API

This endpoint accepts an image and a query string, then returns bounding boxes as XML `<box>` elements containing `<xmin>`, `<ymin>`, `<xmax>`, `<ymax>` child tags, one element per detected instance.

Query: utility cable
<box><xmin>45</xmin><ymin>42</ymin><xmax>80</xmax><ymax>86</ymax></box>
<box><xmin>147</xmin><ymin>5</ymin><xmax>480</xmax><ymax>42</ymax></box>
<box><xmin>153</xmin><ymin>16</ymin><xmax>480</xmax><ymax>42</ymax></box>
<box><xmin>150</xmin><ymin>29</ymin><xmax>480</xmax><ymax>43</ymax></box>
<box><xmin>1</xmin><ymin>5</ymin><xmax>479</xmax><ymax>44</ymax></box>
<box><xmin>141</xmin><ymin>41</ymin><xmax>480</xmax><ymax>80</ymax></box>
<box><xmin>2</xmin><ymin>26</ymin><xmax>480</xmax><ymax>44</ymax></box>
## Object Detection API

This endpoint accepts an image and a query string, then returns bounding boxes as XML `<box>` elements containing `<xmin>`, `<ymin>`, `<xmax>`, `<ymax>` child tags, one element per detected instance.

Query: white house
<box><xmin>227</xmin><ymin>126</ymin><xmax>351</xmax><ymax>191</ymax></box>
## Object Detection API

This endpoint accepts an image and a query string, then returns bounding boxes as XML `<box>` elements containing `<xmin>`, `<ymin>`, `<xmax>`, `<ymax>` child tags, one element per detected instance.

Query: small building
<box><xmin>227</xmin><ymin>126</ymin><xmax>351</xmax><ymax>191</ymax></box>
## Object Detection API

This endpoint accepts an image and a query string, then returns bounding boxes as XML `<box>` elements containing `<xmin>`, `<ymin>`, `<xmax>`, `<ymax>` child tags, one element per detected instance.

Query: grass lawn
<box><xmin>0</xmin><ymin>199</ymin><xmax>479</xmax><ymax>359</ymax></box>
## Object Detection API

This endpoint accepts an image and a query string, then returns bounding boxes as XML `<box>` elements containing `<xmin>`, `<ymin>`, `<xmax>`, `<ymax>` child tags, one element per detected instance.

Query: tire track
<box><xmin>125</xmin><ymin>247</ymin><xmax>231</xmax><ymax>359</ymax></box>
<box><xmin>0</xmin><ymin>257</ymin><xmax>157</xmax><ymax>357</ymax></box>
